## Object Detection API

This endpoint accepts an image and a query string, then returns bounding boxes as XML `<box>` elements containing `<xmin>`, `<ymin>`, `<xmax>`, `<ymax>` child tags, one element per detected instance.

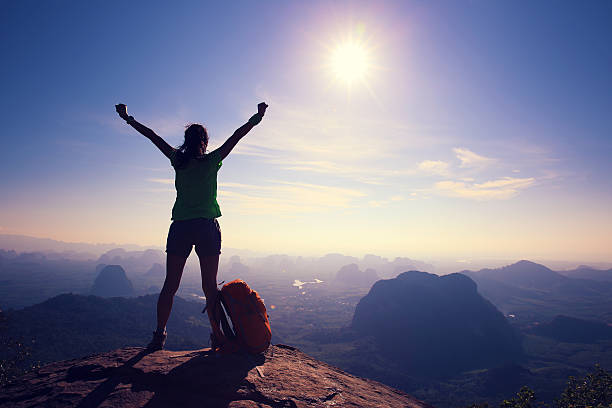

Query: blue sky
<box><xmin>1</xmin><ymin>1</ymin><xmax>611</xmax><ymax>261</ymax></box>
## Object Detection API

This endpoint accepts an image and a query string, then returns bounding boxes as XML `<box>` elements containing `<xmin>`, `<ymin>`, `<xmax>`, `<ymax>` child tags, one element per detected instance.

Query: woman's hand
<box><xmin>257</xmin><ymin>102</ymin><xmax>268</xmax><ymax>116</ymax></box>
<box><xmin>115</xmin><ymin>103</ymin><xmax>129</xmax><ymax>120</ymax></box>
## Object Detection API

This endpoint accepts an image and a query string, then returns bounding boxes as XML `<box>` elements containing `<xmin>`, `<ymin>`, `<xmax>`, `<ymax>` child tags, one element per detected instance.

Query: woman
<box><xmin>115</xmin><ymin>102</ymin><xmax>268</xmax><ymax>350</ymax></box>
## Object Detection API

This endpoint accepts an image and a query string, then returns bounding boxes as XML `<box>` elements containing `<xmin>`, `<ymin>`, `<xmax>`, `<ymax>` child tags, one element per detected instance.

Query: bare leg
<box><xmin>199</xmin><ymin>254</ymin><xmax>220</xmax><ymax>329</ymax></box>
<box><xmin>156</xmin><ymin>254</ymin><xmax>187</xmax><ymax>332</ymax></box>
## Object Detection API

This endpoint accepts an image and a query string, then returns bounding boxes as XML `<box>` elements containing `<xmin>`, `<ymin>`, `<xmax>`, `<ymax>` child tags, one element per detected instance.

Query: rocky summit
<box><xmin>352</xmin><ymin>271</ymin><xmax>523</xmax><ymax>377</ymax></box>
<box><xmin>90</xmin><ymin>264</ymin><xmax>135</xmax><ymax>298</ymax></box>
<box><xmin>0</xmin><ymin>345</ymin><xmax>431</xmax><ymax>408</ymax></box>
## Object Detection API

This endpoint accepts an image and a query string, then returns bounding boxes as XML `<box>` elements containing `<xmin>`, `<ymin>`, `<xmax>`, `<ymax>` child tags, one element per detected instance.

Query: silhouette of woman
<box><xmin>115</xmin><ymin>102</ymin><xmax>268</xmax><ymax>350</ymax></box>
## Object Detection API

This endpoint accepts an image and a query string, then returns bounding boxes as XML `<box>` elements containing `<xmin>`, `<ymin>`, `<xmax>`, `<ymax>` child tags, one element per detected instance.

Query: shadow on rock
<box><xmin>73</xmin><ymin>348</ymin><xmax>265</xmax><ymax>408</ymax></box>
<box><xmin>141</xmin><ymin>351</ymin><xmax>265</xmax><ymax>407</ymax></box>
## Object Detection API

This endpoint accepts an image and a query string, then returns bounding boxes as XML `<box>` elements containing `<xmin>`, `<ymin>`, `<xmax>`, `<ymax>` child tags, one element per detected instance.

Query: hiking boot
<box><xmin>147</xmin><ymin>329</ymin><xmax>167</xmax><ymax>351</ymax></box>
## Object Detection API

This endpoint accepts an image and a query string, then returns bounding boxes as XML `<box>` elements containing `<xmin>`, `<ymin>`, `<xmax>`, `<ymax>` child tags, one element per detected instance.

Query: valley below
<box><xmin>1</xmin><ymin>246</ymin><xmax>611</xmax><ymax>407</ymax></box>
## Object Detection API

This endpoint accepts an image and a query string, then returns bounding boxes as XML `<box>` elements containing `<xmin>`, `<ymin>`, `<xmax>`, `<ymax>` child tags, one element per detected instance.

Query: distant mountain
<box><xmin>220</xmin><ymin>256</ymin><xmax>251</xmax><ymax>282</ymax></box>
<box><xmin>95</xmin><ymin>263</ymin><xmax>107</xmax><ymax>274</ymax></box>
<box><xmin>559</xmin><ymin>266</ymin><xmax>612</xmax><ymax>282</ymax></box>
<box><xmin>529</xmin><ymin>315</ymin><xmax>612</xmax><ymax>343</ymax></box>
<box><xmin>0</xmin><ymin>233</ymin><xmax>154</xmax><ymax>257</ymax></box>
<box><xmin>97</xmin><ymin>249</ymin><xmax>165</xmax><ymax>275</ymax></box>
<box><xmin>351</xmin><ymin>271</ymin><xmax>523</xmax><ymax>377</ymax></box>
<box><xmin>145</xmin><ymin>263</ymin><xmax>165</xmax><ymax>279</ymax></box>
<box><xmin>360</xmin><ymin>255</ymin><xmax>434</xmax><ymax>279</ymax></box>
<box><xmin>334</xmin><ymin>264</ymin><xmax>379</xmax><ymax>288</ymax></box>
<box><xmin>0</xmin><ymin>251</ymin><xmax>97</xmax><ymax>309</ymax></box>
<box><xmin>363</xmin><ymin>268</ymin><xmax>378</xmax><ymax>284</ymax></box>
<box><xmin>90</xmin><ymin>265</ymin><xmax>135</xmax><ymax>297</ymax></box>
<box><xmin>463</xmin><ymin>260</ymin><xmax>612</xmax><ymax>323</ymax></box>
<box><xmin>464</xmin><ymin>260</ymin><xmax>568</xmax><ymax>289</ymax></box>
<box><xmin>3</xmin><ymin>293</ymin><xmax>210</xmax><ymax>365</ymax></box>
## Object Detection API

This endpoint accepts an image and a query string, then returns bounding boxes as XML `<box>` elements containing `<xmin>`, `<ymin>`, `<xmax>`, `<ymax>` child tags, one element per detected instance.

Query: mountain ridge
<box><xmin>461</xmin><ymin>260</ymin><xmax>612</xmax><ymax>322</ymax></box>
<box><xmin>3</xmin><ymin>293</ymin><xmax>211</xmax><ymax>364</ymax></box>
<box><xmin>462</xmin><ymin>260</ymin><xmax>568</xmax><ymax>289</ymax></box>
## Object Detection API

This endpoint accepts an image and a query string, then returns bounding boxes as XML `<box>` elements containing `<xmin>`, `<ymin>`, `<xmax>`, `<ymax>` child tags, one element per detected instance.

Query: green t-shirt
<box><xmin>169</xmin><ymin>149</ymin><xmax>222</xmax><ymax>220</ymax></box>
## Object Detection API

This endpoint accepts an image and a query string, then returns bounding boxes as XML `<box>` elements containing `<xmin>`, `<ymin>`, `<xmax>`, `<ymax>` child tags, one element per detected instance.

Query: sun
<box><xmin>320</xmin><ymin>28</ymin><xmax>382</xmax><ymax>102</ymax></box>
<box><xmin>328</xmin><ymin>41</ymin><xmax>371</xmax><ymax>85</ymax></box>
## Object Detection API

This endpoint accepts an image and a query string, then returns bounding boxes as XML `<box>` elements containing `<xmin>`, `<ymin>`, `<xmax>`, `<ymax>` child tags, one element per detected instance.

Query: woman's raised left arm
<box><xmin>214</xmin><ymin>102</ymin><xmax>268</xmax><ymax>161</ymax></box>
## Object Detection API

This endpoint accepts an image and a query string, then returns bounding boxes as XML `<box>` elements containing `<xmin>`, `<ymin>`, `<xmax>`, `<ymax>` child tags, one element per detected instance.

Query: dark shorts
<box><xmin>166</xmin><ymin>218</ymin><xmax>221</xmax><ymax>258</ymax></box>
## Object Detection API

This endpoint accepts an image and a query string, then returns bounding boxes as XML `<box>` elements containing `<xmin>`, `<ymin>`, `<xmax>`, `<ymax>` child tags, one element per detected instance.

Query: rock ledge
<box><xmin>0</xmin><ymin>344</ymin><xmax>431</xmax><ymax>407</ymax></box>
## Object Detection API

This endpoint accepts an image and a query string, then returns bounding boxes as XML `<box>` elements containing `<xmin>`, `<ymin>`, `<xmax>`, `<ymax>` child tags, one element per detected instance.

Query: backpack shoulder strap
<box><xmin>202</xmin><ymin>289</ymin><xmax>234</xmax><ymax>343</ymax></box>
<box><xmin>218</xmin><ymin>293</ymin><xmax>236</xmax><ymax>339</ymax></box>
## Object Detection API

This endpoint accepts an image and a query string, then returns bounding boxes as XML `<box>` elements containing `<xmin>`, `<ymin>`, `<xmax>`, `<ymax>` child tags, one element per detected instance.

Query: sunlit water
<box><xmin>292</xmin><ymin>279</ymin><xmax>324</xmax><ymax>290</ymax></box>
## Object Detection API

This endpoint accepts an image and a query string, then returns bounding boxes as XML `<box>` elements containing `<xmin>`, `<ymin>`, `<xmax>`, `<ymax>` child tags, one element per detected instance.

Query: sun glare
<box><xmin>329</xmin><ymin>41</ymin><xmax>370</xmax><ymax>85</ymax></box>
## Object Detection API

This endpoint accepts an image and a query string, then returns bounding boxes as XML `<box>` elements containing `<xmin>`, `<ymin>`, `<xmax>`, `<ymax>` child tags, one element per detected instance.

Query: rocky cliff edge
<box><xmin>0</xmin><ymin>344</ymin><xmax>432</xmax><ymax>408</ymax></box>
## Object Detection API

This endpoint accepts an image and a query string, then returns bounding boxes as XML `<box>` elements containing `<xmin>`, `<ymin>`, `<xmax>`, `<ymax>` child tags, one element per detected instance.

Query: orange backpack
<box><xmin>205</xmin><ymin>279</ymin><xmax>271</xmax><ymax>354</ymax></box>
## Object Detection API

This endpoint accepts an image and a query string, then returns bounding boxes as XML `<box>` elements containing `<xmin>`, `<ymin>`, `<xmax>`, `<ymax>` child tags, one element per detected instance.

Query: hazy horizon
<box><xmin>1</xmin><ymin>233</ymin><xmax>610</xmax><ymax>274</ymax></box>
<box><xmin>1</xmin><ymin>2</ymin><xmax>611</xmax><ymax>262</ymax></box>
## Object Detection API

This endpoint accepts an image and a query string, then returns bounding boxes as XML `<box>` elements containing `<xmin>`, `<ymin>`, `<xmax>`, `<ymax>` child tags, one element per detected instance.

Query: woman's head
<box><xmin>183</xmin><ymin>124</ymin><xmax>208</xmax><ymax>154</ymax></box>
<box><xmin>174</xmin><ymin>124</ymin><xmax>209</xmax><ymax>168</ymax></box>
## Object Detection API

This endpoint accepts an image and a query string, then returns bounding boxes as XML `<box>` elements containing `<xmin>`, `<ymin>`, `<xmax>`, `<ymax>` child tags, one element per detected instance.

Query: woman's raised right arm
<box><xmin>115</xmin><ymin>104</ymin><xmax>174</xmax><ymax>159</ymax></box>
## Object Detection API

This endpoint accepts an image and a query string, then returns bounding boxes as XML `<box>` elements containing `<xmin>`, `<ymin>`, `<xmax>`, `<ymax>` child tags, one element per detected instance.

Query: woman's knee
<box><xmin>202</xmin><ymin>282</ymin><xmax>217</xmax><ymax>298</ymax></box>
<box><xmin>161</xmin><ymin>279</ymin><xmax>180</xmax><ymax>296</ymax></box>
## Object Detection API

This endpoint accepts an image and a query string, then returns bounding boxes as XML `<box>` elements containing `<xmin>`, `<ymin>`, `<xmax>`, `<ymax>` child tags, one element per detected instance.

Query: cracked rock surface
<box><xmin>0</xmin><ymin>344</ymin><xmax>432</xmax><ymax>407</ymax></box>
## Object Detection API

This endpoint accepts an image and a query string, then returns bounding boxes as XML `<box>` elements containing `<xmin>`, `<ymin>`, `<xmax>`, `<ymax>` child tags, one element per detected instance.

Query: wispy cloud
<box><xmin>418</xmin><ymin>160</ymin><xmax>450</xmax><ymax>176</ymax></box>
<box><xmin>231</xmin><ymin>144</ymin><xmax>280</xmax><ymax>158</ymax></box>
<box><xmin>264</xmin><ymin>159</ymin><xmax>414</xmax><ymax>185</ymax></box>
<box><xmin>474</xmin><ymin>177</ymin><xmax>534</xmax><ymax>189</ymax></box>
<box><xmin>453</xmin><ymin>147</ymin><xmax>495</xmax><ymax>168</ymax></box>
<box><xmin>219</xmin><ymin>180</ymin><xmax>366</xmax><ymax>214</ymax></box>
<box><xmin>148</xmin><ymin>178</ymin><xmax>174</xmax><ymax>185</ymax></box>
<box><xmin>226</xmin><ymin>101</ymin><xmax>447</xmax><ymax>185</ymax></box>
<box><xmin>417</xmin><ymin>147</ymin><xmax>496</xmax><ymax>179</ymax></box>
<box><xmin>434</xmin><ymin>177</ymin><xmax>535</xmax><ymax>200</ymax></box>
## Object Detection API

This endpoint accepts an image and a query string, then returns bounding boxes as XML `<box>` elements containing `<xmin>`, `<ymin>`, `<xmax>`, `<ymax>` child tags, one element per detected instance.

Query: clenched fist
<box><xmin>115</xmin><ymin>104</ymin><xmax>129</xmax><ymax>120</ymax></box>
